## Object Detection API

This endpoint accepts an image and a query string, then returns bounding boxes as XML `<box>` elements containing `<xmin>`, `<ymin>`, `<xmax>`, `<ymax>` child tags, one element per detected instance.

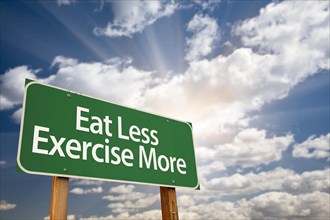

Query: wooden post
<box><xmin>160</xmin><ymin>187</ymin><xmax>179</xmax><ymax>220</ymax></box>
<box><xmin>50</xmin><ymin>176</ymin><xmax>69</xmax><ymax>220</ymax></box>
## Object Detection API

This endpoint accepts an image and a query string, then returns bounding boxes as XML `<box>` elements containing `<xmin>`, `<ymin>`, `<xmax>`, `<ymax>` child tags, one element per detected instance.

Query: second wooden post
<box><xmin>160</xmin><ymin>187</ymin><xmax>179</xmax><ymax>220</ymax></box>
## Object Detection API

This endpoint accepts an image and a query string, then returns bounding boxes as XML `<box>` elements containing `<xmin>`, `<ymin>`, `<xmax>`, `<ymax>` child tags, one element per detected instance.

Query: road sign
<box><xmin>17</xmin><ymin>81</ymin><xmax>199</xmax><ymax>189</ymax></box>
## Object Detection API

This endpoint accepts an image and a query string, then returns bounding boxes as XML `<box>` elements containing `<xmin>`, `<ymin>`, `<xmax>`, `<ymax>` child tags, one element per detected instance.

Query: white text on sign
<box><xmin>31</xmin><ymin>106</ymin><xmax>187</xmax><ymax>174</ymax></box>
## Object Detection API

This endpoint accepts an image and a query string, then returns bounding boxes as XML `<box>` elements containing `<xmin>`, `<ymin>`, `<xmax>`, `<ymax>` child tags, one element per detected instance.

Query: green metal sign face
<box><xmin>17</xmin><ymin>81</ymin><xmax>199</xmax><ymax>189</ymax></box>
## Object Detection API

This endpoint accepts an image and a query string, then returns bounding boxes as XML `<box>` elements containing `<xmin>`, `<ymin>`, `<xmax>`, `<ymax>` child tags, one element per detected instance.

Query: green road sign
<box><xmin>17</xmin><ymin>81</ymin><xmax>199</xmax><ymax>189</ymax></box>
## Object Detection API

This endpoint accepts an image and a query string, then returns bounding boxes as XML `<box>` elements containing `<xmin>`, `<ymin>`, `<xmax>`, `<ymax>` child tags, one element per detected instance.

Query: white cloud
<box><xmin>0</xmin><ymin>66</ymin><xmax>38</xmax><ymax>110</ymax></box>
<box><xmin>213</xmin><ymin>128</ymin><xmax>293</xmax><ymax>168</ymax></box>
<box><xmin>70</xmin><ymin>186</ymin><xmax>103</xmax><ymax>195</ymax></box>
<box><xmin>177</xmin><ymin>195</ymin><xmax>196</xmax><ymax>207</ymax></box>
<box><xmin>80</xmin><ymin>191</ymin><xmax>330</xmax><ymax>220</ymax></box>
<box><xmin>140</xmin><ymin>33</ymin><xmax>327</xmax><ymax>144</ymax></box>
<box><xmin>144</xmin><ymin>0</ymin><xmax>328</xmax><ymax>129</ymax></box>
<box><xmin>11</xmin><ymin>107</ymin><xmax>22</xmax><ymax>124</ymax></box>
<box><xmin>193</xmin><ymin>0</ymin><xmax>219</xmax><ymax>11</ymax></box>
<box><xmin>2</xmin><ymin>1</ymin><xmax>329</xmax><ymax>145</ymax></box>
<box><xmin>199</xmin><ymin>160</ymin><xmax>226</xmax><ymax>180</ymax></box>
<box><xmin>176</xmin><ymin>191</ymin><xmax>330</xmax><ymax>220</ymax></box>
<box><xmin>103</xmin><ymin>186</ymin><xmax>147</xmax><ymax>202</ymax></box>
<box><xmin>248</xmin><ymin>191</ymin><xmax>330</xmax><ymax>219</ymax></box>
<box><xmin>119</xmin><ymin>210</ymin><xmax>161</xmax><ymax>220</ymax></box>
<box><xmin>178</xmin><ymin>198</ymin><xmax>249</xmax><ymax>220</ymax></box>
<box><xmin>45</xmin><ymin>56</ymin><xmax>154</xmax><ymax>108</ymax></box>
<box><xmin>195</xmin><ymin>146</ymin><xmax>217</xmax><ymax>164</ymax></box>
<box><xmin>44</xmin><ymin>214</ymin><xmax>75</xmax><ymax>220</ymax></box>
<box><xmin>102</xmin><ymin>184</ymin><xmax>159</xmax><ymax>214</ymax></box>
<box><xmin>235</xmin><ymin>1</ymin><xmax>329</xmax><ymax>70</ymax></box>
<box><xmin>293</xmin><ymin>133</ymin><xmax>330</xmax><ymax>160</ymax></box>
<box><xmin>56</xmin><ymin>0</ymin><xmax>76</xmax><ymax>6</ymax></box>
<box><xmin>0</xmin><ymin>200</ymin><xmax>16</xmax><ymax>211</ymax></box>
<box><xmin>79</xmin><ymin>215</ymin><xmax>115</xmax><ymax>220</ymax></box>
<box><xmin>51</xmin><ymin>56</ymin><xmax>78</xmax><ymax>68</ymax></box>
<box><xmin>141</xmin><ymin>48</ymin><xmax>277</xmax><ymax>138</ymax></box>
<box><xmin>71</xmin><ymin>179</ymin><xmax>103</xmax><ymax>186</ymax></box>
<box><xmin>207</xmin><ymin>168</ymin><xmax>330</xmax><ymax>195</ymax></box>
<box><xmin>0</xmin><ymin>160</ymin><xmax>6</xmax><ymax>166</ymax></box>
<box><xmin>0</xmin><ymin>56</ymin><xmax>156</xmax><ymax>123</ymax></box>
<box><xmin>0</xmin><ymin>96</ymin><xmax>13</xmax><ymax>111</ymax></box>
<box><xmin>94</xmin><ymin>1</ymin><xmax>177</xmax><ymax>38</ymax></box>
<box><xmin>103</xmin><ymin>192</ymin><xmax>145</xmax><ymax>202</ymax></box>
<box><xmin>185</xmin><ymin>14</ymin><xmax>219</xmax><ymax>62</ymax></box>
<box><xmin>107</xmin><ymin>194</ymin><xmax>159</xmax><ymax>214</ymax></box>
<box><xmin>281</xmin><ymin>168</ymin><xmax>330</xmax><ymax>194</ymax></box>
<box><xmin>79</xmin><ymin>210</ymin><xmax>161</xmax><ymax>220</ymax></box>
<box><xmin>109</xmin><ymin>184</ymin><xmax>135</xmax><ymax>194</ymax></box>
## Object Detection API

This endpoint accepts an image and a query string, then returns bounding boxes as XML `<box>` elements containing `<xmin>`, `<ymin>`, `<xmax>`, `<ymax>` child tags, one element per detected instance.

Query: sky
<box><xmin>0</xmin><ymin>0</ymin><xmax>329</xmax><ymax>219</ymax></box>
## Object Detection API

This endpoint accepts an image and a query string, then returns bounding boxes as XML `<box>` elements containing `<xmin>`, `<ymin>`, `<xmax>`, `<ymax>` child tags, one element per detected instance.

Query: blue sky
<box><xmin>0</xmin><ymin>0</ymin><xmax>329</xmax><ymax>219</ymax></box>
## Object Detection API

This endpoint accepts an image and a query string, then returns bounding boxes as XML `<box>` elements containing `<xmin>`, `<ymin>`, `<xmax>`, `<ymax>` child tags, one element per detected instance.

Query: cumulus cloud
<box><xmin>103</xmin><ymin>192</ymin><xmax>145</xmax><ymax>202</ymax></box>
<box><xmin>108</xmin><ymin>184</ymin><xmax>135</xmax><ymax>194</ymax></box>
<box><xmin>180</xmin><ymin>199</ymin><xmax>249</xmax><ymax>219</ymax></box>
<box><xmin>293</xmin><ymin>133</ymin><xmax>330</xmax><ymax>160</ymax></box>
<box><xmin>64</xmin><ymin>190</ymin><xmax>330</xmax><ymax>219</ymax></box>
<box><xmin>56</xmin><ymin>0</ymin><xmax>76</xmax><ymax>6</ymax></box>
<box><xmin>207</xmin><ymin>167</ymin><xmax>330</xmax><ymax>194</ymax></box>
<box><xmin>281</xmin><ymin>168</ymin><xmax>330</xmax><ymax>194</ymax></box>
<box><xmin>71</xmin><ymin>179</ymin><xmax>103</xmax><ymax>186</ymax></box>
<box><xmin>198</xmin><ymin>160</ymin><xmax>226</xmax><ymax>184</ymax></box>
<box><xmin>103</xmin><ymin>184</ymin><xmax>159</xmax><ymax>214</ymax></box>
<box><xmin>107</xmin><ymin>194</ymin><xmax>159</xmax><ymax>214</ymax></box>
<box><xmin>140</xmin><ymin>36</ymin><xmax>327</xmax><ymax>144</ymax></box>
<box><xmin>235</xmin><ymin>1</ymin><xmax>329</xmax><ymax>70</ymax></box>
<box><xmin>185</xmin><ymin>14</ymin><xmax>219</xmax><ymax>62</ymax></box>
<box><xmin>79</xmin><ymin>210</ymin><xmax>161</xmax><ymax>220</ymax></box>
<box><xmin>118</xmin><ymin>210</ymin><xmax>161</xmax><ymax>220</ymax></box>
<box><xmin>44</xmin><ymin>214</ymin><xmax>75</xmax><ymax>220</ymax></box>
<box><xmin>0</xmin><ymin>66</ymin><xmax>38</xmax><ymax>110</ymax></box>
<box><xmin>0</xmin><ymin>55</ymin><xmax>154</xmax><ymax>118</ymax></box>
<box><xmin>51</xmin><ymin>55</ymin><xmax>78</xmax><ymax>68</ymax></box>
<box><xmin>248</xmin><ymin>191</ymin><xmax>330</xmax><ymax>219</ymax></box>
<box><xmin>0</xmin><ymin>56</ymin><xmax>157</xmax><ymax>123</ymax></box>
<box><xmin>178</xmin><ymin>191</ymin><xmax>330</xmax><ymax>220</ymax></box>
<box><xmin>1</xmin><ymin>1</ymin><xmax>328</xmax><ymax>143</ymax></box>
<box><xmin>193</xmin><ymin>0</ymin><xmax>219</xmax><ymax>11</ymax></box>
<box><xmin>213</xmin><ymin>128</ymin><xmax>293</xmax><ymax>168</ymax></box>
<box><xmin>94</xmin><ymin>1</ymin><xmax>177</xmax><ymax>38</ymax></box>
<box><xmin>196</xmin><ymin>128</ymin><xmax>294</xmax><ymax>184</ymax></box>
<box><xmin>46</xmin><ymin>56</ymin><xmax>154</xmax><ymax>107</ymax></box>
<box><xmin>11</xmin><ymin>107</ymin><xmax>22</xmax><ymax>124</ymax></box>
<box><xmin>0</xmin><ymin>200</ymin><xmax>16</xmax><ymax>211</ymax></box>
<box><xmin>70</xmin><ymin>186</ymin><xmax>103</xmax><ymax>195</ymax></box>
